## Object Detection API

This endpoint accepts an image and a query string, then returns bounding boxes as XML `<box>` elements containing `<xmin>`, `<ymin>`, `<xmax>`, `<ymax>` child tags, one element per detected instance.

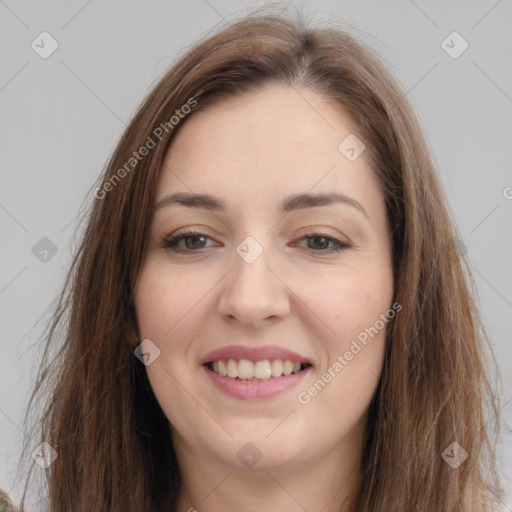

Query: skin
<box><xmin>134</xmin><ymin>84</ymin><xmax>394</xmax><ymax>512</ymax></box>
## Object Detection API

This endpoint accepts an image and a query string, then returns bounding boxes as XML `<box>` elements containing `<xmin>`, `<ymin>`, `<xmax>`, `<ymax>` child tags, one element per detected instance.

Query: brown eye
<box><xmin>183</xmin><ymin>234</ymin><xmax>207</xmax><ymax>249</ymax></box>
<box><xmin>163</xmin><ymin>232</ymin><xmax>218</xmax><ymax>253</ymax></box>
<box><xmin>294</xmin><ymin>234</ymin><xmax>350</xmax><ymax>253</ymax></box>
<box><xmin>307</xmin><ymin>235</ymin><xmax>330</xmax><ymax>250</ymax></box>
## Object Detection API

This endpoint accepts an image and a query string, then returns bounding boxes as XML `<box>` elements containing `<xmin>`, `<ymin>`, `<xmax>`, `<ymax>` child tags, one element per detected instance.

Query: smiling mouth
<box><xmin>206</xmin><ymin>358</ymin><xmax>312</xmax><ymax>381</ymax></box>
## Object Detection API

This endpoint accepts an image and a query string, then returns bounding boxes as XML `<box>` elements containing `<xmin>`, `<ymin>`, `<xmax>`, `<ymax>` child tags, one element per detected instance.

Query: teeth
<box><xmin>254</xmin><ymin>360</ymin><xmax>271</xmax><ymax>380</ymax></box>
<box><xmin>227</xmin><ymin>359</ymin><xmax>238</xmax><ymax>378</ymax></box>
<box><xmin>209</xmin><ymin>358</ymin><xmax>307</xmax><ymax>380</ymax></box>
<box><xmin>271</xmin><ymin>359</ymin><xmax>283</xmax><ymax>377</ymax></box>
<box><xmin>238</xmin><ymin>359</ymin><xmax>254</xmax><ymax>379</ymax></box>
<box><xmin>283</xmin><ymin>360</ymin><xmax>294</xmax><ymax>376</ymax></box>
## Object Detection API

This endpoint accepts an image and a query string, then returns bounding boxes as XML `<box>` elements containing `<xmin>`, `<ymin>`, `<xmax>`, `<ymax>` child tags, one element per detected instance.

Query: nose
<box><xmin>216</xmin><ymin>240</ymin><xmax>291</xmax><ymax>328</ymax></box>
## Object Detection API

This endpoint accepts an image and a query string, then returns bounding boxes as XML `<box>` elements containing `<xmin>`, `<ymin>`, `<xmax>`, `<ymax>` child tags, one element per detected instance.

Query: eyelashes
<box><xmin>162</xmin><ymin>230</ymin><xmax>350</xmax><ymax>254</ymax></box>
<box><xmin>162</xmin><ymin>231</ymin><xmax>218</xmax><ymax>253</ymax></box>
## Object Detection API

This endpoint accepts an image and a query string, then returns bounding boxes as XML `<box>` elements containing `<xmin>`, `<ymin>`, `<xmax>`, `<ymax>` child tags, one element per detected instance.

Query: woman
<box><xmin>15</xmin><ymin>11</ymin><xmax>504</xmax><ymax>512</ymax></box>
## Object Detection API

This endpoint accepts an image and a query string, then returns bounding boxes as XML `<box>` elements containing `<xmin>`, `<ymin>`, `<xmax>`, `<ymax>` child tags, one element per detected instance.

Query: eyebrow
<box><xmin>153</xmin><ymin>191</ymin><xmax>369</xmax><ymax>219</ymax></box>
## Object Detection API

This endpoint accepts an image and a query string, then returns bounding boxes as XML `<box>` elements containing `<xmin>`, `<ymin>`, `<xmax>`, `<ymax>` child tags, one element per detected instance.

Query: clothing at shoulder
<box><xmin>0</xmin><ymin>489</ymin><xmax>19</xmax><ymax>512</ymax></box>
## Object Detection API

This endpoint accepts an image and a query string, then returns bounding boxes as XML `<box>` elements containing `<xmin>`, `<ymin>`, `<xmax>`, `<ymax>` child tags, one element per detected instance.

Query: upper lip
<box><xmin>200</xmin><ymin>345</ymin><xmax>312</xmax><ymax>365</ymax></box>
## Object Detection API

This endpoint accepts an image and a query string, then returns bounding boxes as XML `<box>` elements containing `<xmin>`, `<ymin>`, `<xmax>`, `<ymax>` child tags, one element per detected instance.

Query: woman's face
<box><xmin>135</xmin><ymin>84</ymin><xmax>394</xmax><ymax>473</ymax></box>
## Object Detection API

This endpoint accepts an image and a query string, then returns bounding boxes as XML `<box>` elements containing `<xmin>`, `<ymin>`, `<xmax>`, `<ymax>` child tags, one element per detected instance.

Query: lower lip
<box><xmin>203</xmin><ymin>365</ymin><xmax>311</xmax><ymax>400</ymax></box>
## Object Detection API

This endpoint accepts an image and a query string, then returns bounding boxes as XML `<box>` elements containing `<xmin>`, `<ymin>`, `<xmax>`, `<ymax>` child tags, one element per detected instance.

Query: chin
<box><xmin>203</xmin><ymin>423</ymin><xmax>311</xmax><ymax>471</ymax></box>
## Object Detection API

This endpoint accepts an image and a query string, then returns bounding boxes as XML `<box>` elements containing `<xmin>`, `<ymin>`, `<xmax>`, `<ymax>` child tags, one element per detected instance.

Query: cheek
<box><xmin>291</xmin><ymin>260</ymin><xmax>393</xmax><ymax>420</ymax></box>
<box><xmin>134</xmin><ymin>262</ymin><xmax>217</xmax><ymax>429</ymax></box>
<box><xmin>135</xmin><ymin>261</ymin><xmax>214</xmax><ymax>341</ymax></box>
<box><xmin>306</xmin><ymin>271</ymin><xmax>391</xmax><ymax>395</ymax></box>
<box><xmin>292</xmin><ymin>260</ymin><xmax>394</xmax><ymax>352</ymax></box>
<box><xmin>134</xmin><ymin>261</ymin><xmax>215</xmax><ymax>405</ymax></box>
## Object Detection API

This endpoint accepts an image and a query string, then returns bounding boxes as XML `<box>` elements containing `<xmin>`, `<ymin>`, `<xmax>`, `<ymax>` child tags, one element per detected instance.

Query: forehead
<box><xmin>156</xmin><ymin>84</ymin><xmax>378</xmax><ymax>211</ymax></box>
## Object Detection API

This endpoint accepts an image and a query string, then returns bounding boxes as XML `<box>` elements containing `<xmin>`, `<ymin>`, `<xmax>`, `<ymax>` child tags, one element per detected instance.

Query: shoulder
<box><xmin>493</xmin><ymin>500</ymin><xmax>512</xmax><ymax>512</ymax></box>
<box><xmin>0</xmin><ymin>489</ymin><xmax>19</xmax><ymax>512</ymax></box>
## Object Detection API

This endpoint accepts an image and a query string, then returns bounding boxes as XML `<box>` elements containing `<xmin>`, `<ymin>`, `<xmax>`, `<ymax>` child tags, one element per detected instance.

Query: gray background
<box><xmin>1</xmin><ymin>0</ymin><xmax>511</xmax><ymax>510</ymax></box>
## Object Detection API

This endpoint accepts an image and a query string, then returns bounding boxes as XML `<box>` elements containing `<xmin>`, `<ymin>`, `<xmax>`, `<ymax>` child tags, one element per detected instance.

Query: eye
<box><xmin>292</xmin><ymin>233</ymin><xmax>350</xmax><ymax>253</ymax></box>
<box><xmin>162</xmin><ymin>231</ymin><xmax>220</xmax><ymax>253</ymax></box>
<box><xmin>162</xmin><ymin>231</ymin><xmax>350</xmax><ymax>254</ymax></box>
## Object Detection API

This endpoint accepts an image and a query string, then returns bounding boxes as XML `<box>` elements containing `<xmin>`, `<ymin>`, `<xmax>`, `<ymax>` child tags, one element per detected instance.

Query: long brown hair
<box><xmin>16</xmin><ymin>9</ymin><xmax>503</xmax><ymax>512</ymax></box>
